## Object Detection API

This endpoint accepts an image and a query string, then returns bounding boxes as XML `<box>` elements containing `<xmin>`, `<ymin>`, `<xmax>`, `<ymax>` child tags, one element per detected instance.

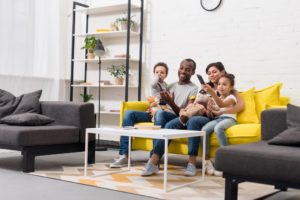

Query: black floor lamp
<box><xmin>94</xmin><ymin>39</ymin><xmax>106</xmax><ymax>151</ymax></box>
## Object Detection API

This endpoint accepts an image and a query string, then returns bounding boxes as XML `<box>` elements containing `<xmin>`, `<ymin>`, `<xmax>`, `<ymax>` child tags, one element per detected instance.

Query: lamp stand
<box><xmin>95</xmin><ymin>57</ymin><xmax>107</xmax><ymax>151</ymax></box>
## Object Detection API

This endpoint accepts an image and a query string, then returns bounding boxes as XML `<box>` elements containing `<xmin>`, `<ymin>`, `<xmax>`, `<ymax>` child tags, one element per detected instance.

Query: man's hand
<box><xmin>160</xmin><ymin>91</ymin><xmax>174</xmax><ymax>105</ymax></box>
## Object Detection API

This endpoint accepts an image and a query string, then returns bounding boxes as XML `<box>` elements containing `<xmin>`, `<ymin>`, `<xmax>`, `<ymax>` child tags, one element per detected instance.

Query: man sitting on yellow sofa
<box><xmin>109</xmin><ymin>58</ymin><xmax>200</xmax><ymax>169</ymax></box>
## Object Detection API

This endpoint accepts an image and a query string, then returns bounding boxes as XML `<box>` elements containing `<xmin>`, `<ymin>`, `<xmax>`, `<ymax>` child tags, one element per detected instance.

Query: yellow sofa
<box><xmin>120</xmin><ymin>83</ymin><xmax>290</xmax><ymax>158</ymax></box>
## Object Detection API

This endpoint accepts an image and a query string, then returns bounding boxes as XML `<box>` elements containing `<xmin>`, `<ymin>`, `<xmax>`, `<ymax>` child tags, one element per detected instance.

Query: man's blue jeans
<box><xmin>150</xmin><ymin>115</ymin><xmax>210</xmax><ymax>159</ymax></box>
<box><xmin>119</xmin><ymin>110</ymin><xmax>177</xmax><ymax>155</ymax></box>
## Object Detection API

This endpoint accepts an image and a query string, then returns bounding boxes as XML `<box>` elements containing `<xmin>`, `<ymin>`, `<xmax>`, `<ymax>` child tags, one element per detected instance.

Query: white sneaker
<box><xmin>184</xmin><ymin>163</ymin><xmax>197</xmax><ymax>177</ymax></box>
<box><xmin>141</xmin><ymin>161</ymin><xmax>159</xmax><ymax>176</ymax></box>
<box><xmin>109</xmin><ymin>155</ymin><xmax>128</xmax><ymax>168</ymax></box>
<box><xmin>204</xmin><ymin>160</ymin><xmax>215</xmax><ymax>175</ymax></box>
<box><xmin>214</xmin><ymin>170</ymin><xmax>223</xmax><ymax>176</ymax></box>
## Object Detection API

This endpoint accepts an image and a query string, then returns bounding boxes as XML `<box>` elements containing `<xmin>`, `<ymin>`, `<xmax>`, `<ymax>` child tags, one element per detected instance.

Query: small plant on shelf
<box><xmin>114</xmin><ymin>14</ymin><xmax>136</xmax><ymax>31</ymax></box>
<box><xmin>107</xmin><ymin>64</ymin><xmax>126</xmax><ymax>85</ymax></box>
<box><xmin>80</xmin><ymin>93</ymin><xmax>94</xmax><ymax>102</ymax></box>
<box><xmin>81</xmin><ymin>36</ymin><xmax>97</xmax><ymax>59</ymax></box>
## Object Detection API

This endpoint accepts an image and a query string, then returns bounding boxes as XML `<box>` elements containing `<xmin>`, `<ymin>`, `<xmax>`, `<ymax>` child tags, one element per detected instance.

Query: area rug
<box><xmin>31</xmin><ymin>162</ymin><xmax>277</xmax><ymax>200</ymax></box>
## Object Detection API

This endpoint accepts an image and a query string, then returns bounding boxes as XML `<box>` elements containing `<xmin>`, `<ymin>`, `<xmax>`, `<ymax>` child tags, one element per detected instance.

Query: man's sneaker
<box><xmin>204</xmin><ymin>160</ymin><xmax>215</xmax><ymax>175</ymax></box>
<box><xmin>184</xmin><ymin>162</ymin><xmax>197</xmax><ymax>177</ymax></box>
<box><xmin>109</xmin><ymin>155</ymin><xmax>128</xmax><ymax>168</ymax></box>
<box><xmin>214</xmin><ymin>170</ymin><xmax>223</xmax><ymax>176</ymax></box>
<box><xmin>141</xmin><ymin>161</ymin><xmax>159</xmax><ymax>176</ymax></box>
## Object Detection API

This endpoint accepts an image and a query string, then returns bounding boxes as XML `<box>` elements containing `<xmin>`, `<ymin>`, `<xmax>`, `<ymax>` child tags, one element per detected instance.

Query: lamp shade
<box><xmin>94</xmin><ymin>39</ymin><xmax>105</xmax><ymax>56</ymax></box>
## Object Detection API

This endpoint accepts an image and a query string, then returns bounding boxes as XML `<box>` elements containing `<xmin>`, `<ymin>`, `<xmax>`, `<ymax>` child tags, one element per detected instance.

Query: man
<box><xmin>141</xmin><ymin>59</ymin><xmax>210</xmax><ymax>177</ymax></box>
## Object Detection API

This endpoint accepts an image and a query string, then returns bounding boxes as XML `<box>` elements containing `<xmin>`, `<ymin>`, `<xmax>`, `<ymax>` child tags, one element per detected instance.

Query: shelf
<box><xmin>98</xmin><ymin>111</ymin><xmax>120</xmax><ymax>115</ymax></box>
<box><xmin>72</xmin><ymin>58</ymin><xmax>139</xmax><ymax>63</ymax></box>
<box><xmin>71</xmin><ymin>84</ymin><xmax>138</xmax><ymax>88</ymax></box>
<box><xmin>74</xmin><ymin>30</ymin><xmax>139</xmax><ymax>39</ymax></box>
<box><xmin>74</xmin><ymin>2</ymin><xmax>140</xmax><ymax>15</ymax></box>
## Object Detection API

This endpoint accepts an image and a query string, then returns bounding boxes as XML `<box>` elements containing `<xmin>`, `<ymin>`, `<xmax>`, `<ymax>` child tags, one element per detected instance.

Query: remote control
<box><xmin>197</xmin><ymin>74</ymin><xmax>205</xmax><ymax>85</ymax></box>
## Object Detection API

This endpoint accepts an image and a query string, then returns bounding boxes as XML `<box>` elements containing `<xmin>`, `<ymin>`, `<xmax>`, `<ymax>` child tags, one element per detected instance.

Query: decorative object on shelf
<box><xmin>200</xmin><ymin>0</ymin><xmax>222</xmax><ymax>11</ymax></box>
<box><xmin>100</xmin><ymin>80</ymin><xmax>111</xmax><ymax>85</ymax></box>
<box><xmin>79</xmin><ymin>82</ymin><xmax>93</xmax><ymax>85</ymax></box>
<box><xmin>80</xmin><ymin>93</ymin><xmax>93</xmax><ymax>102</ymax></box>
<box><xmin>114</xmin><ymin>54</ymin><xmax>130</xmax><ymax>58</ymax></box>
<box><xmin>107</xmin><ymin>64</ymin><xmax>126</xmax><ymax>85</ymax></box>
<box><xmin>81</xmin><ymin>36</ymin><xmax>97</xmax><ymax>59</ymax></box>
<box><xmin>96</xmin><ymin>28</ymin><xmax>113</xmax><ymax>32</ymax></box>
<box><xmin>114</xmin><ymin>14</ymin><xmax>136</xmax><ymax>31</ymax></box>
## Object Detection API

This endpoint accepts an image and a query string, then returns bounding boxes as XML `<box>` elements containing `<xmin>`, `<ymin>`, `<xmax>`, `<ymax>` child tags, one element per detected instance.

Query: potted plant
<box><xmin>107</xmin><ymin>64</ymin><xmax>126</xmax><ymax>85</ymax></box>
<box><xmin>81</xmin><ymin>36</ymin><xmax>97</xmax><ymax>59</ymax></box>
<box><xmin>80</xmin><ymin>93</ymin><xmax>94</xmax><ymax>102</ymax></box>
<box><xmin>114</xmin><ymin>14</ymin><xmax>136</xmax><ymax>31</ymax></box>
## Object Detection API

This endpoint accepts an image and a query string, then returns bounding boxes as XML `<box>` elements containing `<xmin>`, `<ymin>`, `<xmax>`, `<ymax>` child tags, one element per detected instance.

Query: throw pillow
<box><xmin>268</xmin><ymin>127</ymin><xmax>300</xmax><ymax>146</ymax></box>
<box><xmin>0</xmin><ymin>113</ymin><xmax>54</xmax><ymax>126</ymax></box>
<box><xmin>287</xmin><ymin>104</ymin><xmax>300</xmax><ymax>128</ymax></box>
<box><xmin>0</xmin><ymin>89</ymin><xmax>22</xmax><ymax>119</ymax></box>
<box><xmin>237</xmin><ymin>88</ymin><xmax>259</xmax><ymax>124</ymax></box>
<box><xmin>254</xmin><ymin>83</ymin><xmax>282</xmax><ymax>121</ymax></box>
<box><xmin>12</xmin><ymin>90</ymin><xmax>42</xmax><ymax>114</ymax></box>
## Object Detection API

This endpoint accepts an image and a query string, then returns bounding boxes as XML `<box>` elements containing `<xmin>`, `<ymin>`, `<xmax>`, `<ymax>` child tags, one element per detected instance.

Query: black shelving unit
<box><xmin>70</xmin><ymin>0</ymin><xmax>144</xmax><ymax>116</ymax></box>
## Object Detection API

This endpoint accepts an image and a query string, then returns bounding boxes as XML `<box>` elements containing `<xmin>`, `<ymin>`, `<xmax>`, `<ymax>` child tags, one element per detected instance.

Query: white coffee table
<box><xmin>84</xmin><ymin>127</ymin><xmax>206</xmax><ymax>192</ymax></box>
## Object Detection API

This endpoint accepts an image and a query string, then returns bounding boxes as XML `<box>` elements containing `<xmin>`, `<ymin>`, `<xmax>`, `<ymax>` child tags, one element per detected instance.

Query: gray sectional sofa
<box><xmin>0</xmin><ymin>101</ymin><xmax>96</xmax><ymax>172</ymax></box>
<box><xmin>215</xmin><ymin>108</ymin><xmax>300</xmax><ymax>200</ymax></box>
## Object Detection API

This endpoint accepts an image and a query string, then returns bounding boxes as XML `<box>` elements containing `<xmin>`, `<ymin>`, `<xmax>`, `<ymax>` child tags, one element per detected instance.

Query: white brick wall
<box><xmin>142</xmin><ymin>0</ymin><xmax>300</xmax><ymax>104</ymax></box>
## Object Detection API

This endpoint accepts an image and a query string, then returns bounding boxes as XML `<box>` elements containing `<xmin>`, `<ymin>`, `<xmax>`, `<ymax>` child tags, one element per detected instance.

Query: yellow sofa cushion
<box><xmin>120</xmin><ymin>101</ymin><xmax>149</xmax><ymax>127</ymax></box>
<box><xmin>254</xmin><ymin>83</ymin><xmax>282</xmax><ymax>121</ymax></box>
<box><xmin>237</xmin><ymin>88</ymin><xmax>258</xmax><ymax>124</ymax></box>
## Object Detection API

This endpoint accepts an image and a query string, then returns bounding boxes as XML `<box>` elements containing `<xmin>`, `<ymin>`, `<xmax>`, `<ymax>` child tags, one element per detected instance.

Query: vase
<box><xmin>114</xmin><ymin>77</ymin><xmax>124</xmax><ymax>85</ymax></box>
<box><xmin>87</xmin><ymin>52</ymin><xmax>95</xmax><ymax>59</ymax></box>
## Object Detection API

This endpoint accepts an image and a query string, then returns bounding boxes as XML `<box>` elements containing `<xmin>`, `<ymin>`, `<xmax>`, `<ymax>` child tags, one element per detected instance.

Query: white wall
<box><xmin>141</xmin><ymin>0</ymin><xmax>300</xmax><ymax>104</ymax></box>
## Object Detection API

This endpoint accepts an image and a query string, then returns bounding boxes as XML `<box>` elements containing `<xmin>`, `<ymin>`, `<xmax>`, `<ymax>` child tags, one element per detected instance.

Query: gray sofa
<box><xmin>0</xmin><ymin>101</ymin><xmax>96</xmax><ymax>172</ymax></box>
<box><xmin>215</xmin><ymin>108</ymin><xmax>300</xmax><ymax>200</ymax></box>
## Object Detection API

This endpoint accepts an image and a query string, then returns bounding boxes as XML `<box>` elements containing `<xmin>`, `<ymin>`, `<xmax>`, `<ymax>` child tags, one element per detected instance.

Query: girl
<box><xmin>202</xmin><ymin>73</ymin><xmax>238</xmax><ymax>176</ymax></box>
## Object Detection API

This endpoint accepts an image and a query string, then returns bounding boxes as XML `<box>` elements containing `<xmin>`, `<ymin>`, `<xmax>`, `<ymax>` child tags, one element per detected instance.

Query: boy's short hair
<box><xmin>153</xmin><ymin>62</ymin><xmax>169</xmax><ymax>75</ymax></box>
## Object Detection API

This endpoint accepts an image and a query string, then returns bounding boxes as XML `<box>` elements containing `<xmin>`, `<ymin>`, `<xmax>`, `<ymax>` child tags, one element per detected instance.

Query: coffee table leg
<box><xmin>164</xmin><ymin>138</ymin><xmax>168</xmax><ymax>192</ymax></box>
<box><xmin>202</xmin><ymin>133</ymin><xmax>206</xmax><ymax>180</ymax></box>
<box><xmin>84</xmin><ymin>131</ymin><xmax>89</xmax><ymax>176</ymax></box>
<box><xmin>128</xmin><ymin>136</ymin><xmax>131</xmax><ymax>170</ymax></box>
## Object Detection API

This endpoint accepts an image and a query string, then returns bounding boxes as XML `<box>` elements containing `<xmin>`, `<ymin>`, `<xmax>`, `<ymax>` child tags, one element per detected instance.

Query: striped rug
<box><xmin>31</xmin><ymin>162</ymin><xmax>277</xmax><ymax>200</ymax></box>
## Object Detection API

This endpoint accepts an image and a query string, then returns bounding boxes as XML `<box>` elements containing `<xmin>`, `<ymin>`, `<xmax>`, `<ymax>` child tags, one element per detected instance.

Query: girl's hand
<box><xmin>207</xmin><ymin>99</ymin><xmax>219</xmax><ymax>111</ymax></box>
<box><xmin>202</xmin><ymin>84</ymin><xmax>214</xmax><ymax>95</ymax></box>
<box><xmin>211</xmin><ymin>109</ymin><xmax>222</xmax><ymax>116</ymax></box>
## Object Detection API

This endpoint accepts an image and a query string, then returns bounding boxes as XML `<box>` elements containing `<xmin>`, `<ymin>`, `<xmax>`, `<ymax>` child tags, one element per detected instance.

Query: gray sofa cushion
<box><xmin>0</xmin><ymin>89</ymin><xmax>42</xmax><ymax>119</ymax></box>
<box><xmin>0</xmin><ymin>125</ymin><xmax>79</xmax><ymax>146</ymax></box>
<box><xmin>215</xmin><ymin>141</ymin><xmax>300</xmax><ymax>185</ymax></box>
<box><xmin>0</xmin><ymin>89</ymin><xmax>21</xmax><ymax>118</ymax></box>
<box><xmin>0</xmin><ymin>113</ymin><xmax>54</xmax><ymax>126</ymax></box>
<box><xmin>268</xmin><ymin>127</ymin><xmax>300</xmax><ymax>146</ymax></box>
<box><xmin>267</xmin><ymin>104</ymin><xmax>300</xmax><ymax>146</ymax></box>
<box><xmin>287</xmin><ymin>104</ymin><xmax>300</xmax><ymax>128</ymax></box>
<box><xmin>12</xmin><ymin>90</ymin><xmax>42</xmax><ymax>114</ymax></box>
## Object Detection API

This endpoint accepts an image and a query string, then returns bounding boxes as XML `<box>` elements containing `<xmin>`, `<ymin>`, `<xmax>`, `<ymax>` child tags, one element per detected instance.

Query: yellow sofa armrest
<box><xmin>279</xmin><ymin>96</ymin><xmax>290</xmax><ymax>106</ymax></box>
<box><xmin>119</xmin><ymin>101</ymin><xmax>150</xmax><ymax>127</ymax></box>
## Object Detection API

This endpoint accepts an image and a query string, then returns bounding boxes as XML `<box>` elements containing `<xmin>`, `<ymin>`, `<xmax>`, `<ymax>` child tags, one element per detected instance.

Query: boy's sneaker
<box><xmin>109</xmin><ymin>155</ymin><xmax>128</xmax><ymax>168</ymax></box>
<box><xmin>184</xmin><ymin>162</ymin><xmax>197</xmax><ymax>177</ymax></box>
<box><xmin>204</xmin><ymin>160</ymin><xmax>215</xmax><ymax>175</ymax></box>
<box><xmin>141</xmin><ymin>161</ymin><xmax>159</xmax><ymax>176</ymax></box>
<box><xmin>214</xmin><ymin>170</ymin><xmax>223</xmax><ymax>176</ymax></box>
